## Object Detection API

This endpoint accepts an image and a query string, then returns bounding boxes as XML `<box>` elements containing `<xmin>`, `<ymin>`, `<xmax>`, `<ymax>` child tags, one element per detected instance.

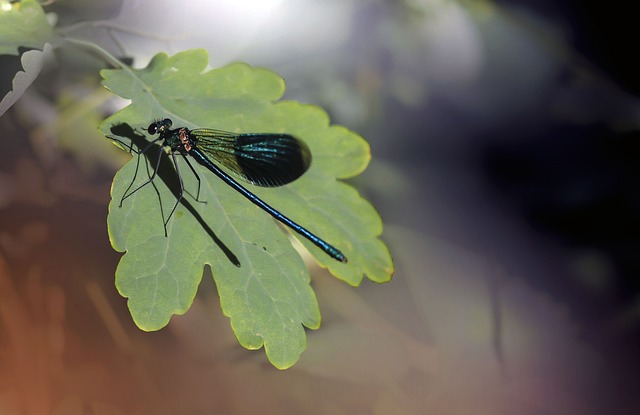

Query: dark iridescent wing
<box><xmin>190</xmin><ymin>128</ymin><xmax>311</xmax><ymax>187</ymax></box>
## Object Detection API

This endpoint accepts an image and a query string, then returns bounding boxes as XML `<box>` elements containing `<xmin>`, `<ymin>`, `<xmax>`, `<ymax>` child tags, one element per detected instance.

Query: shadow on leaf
<box><xmin>109</xmin><ymin>122</ymin><xmax>241</xmax><ymax>267</ymax></box>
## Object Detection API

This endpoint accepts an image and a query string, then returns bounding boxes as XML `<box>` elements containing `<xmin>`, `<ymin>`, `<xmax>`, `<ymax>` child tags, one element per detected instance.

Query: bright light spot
<box><xmin>186</xmin><ymin>0</ymin><xmax>286</xmax><ymax>26</ymax></box>
<box><xmin>211</xmin><ymin>0</ymin><xmax>286</xmax><ymax>14</ymax></box>
<box><xmin>177</xmin><ymin>0</ymin><xmax>290</xmax><ymax>63</ymax></box>
<box><xmin>1</xmin><ymin>1</ymin><xmax>14</xmax><ymax>12</ymax></box>
<box><xmin>113</xmin><ymin>0</ymin><xmax>350</xmax><ymax>65</ymax></box>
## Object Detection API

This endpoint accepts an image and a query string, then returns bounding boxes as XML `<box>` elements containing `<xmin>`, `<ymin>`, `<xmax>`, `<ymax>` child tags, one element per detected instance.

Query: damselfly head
<box><xmin>148</xmin><ymin>118</ymin><xmax>173</xmax><ymax>135</ymax></box>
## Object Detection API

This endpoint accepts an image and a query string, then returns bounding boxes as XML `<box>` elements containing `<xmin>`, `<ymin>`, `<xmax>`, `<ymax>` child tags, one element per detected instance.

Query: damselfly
<box><xmin>114</xmin><ymin>118</ymin><xmax>347</xmax><ymax>263</ymax></box>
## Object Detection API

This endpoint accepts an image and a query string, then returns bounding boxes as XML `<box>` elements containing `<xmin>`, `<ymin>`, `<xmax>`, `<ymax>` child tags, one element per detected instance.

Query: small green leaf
<box><xmin>100</xmin><ymin>49</ymin><xmax>393</xmax><ymax>368</ymax></box>
<box><xmin>0</xmin><ymin>0</ymin><xmax>54</xmax><ymax>56</ymax></box>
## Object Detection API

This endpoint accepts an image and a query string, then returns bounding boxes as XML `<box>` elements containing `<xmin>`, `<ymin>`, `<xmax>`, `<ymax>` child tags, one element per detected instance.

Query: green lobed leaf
<box><xmin>0</xmin><ymin>0</ymin><xmax>54</xmax><ymax>56</ymax></box>
<box><xmin>100</xmin><ymin>49</ymin><xmax>393</xmax><ymax>368</ymax></box>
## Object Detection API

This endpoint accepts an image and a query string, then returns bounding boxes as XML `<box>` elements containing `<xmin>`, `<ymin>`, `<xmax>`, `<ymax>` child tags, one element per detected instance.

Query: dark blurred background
<box><xmin>1</xmin><ymin>0</ymin><xmax>638</xmax><ymax>414</ymax></box>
